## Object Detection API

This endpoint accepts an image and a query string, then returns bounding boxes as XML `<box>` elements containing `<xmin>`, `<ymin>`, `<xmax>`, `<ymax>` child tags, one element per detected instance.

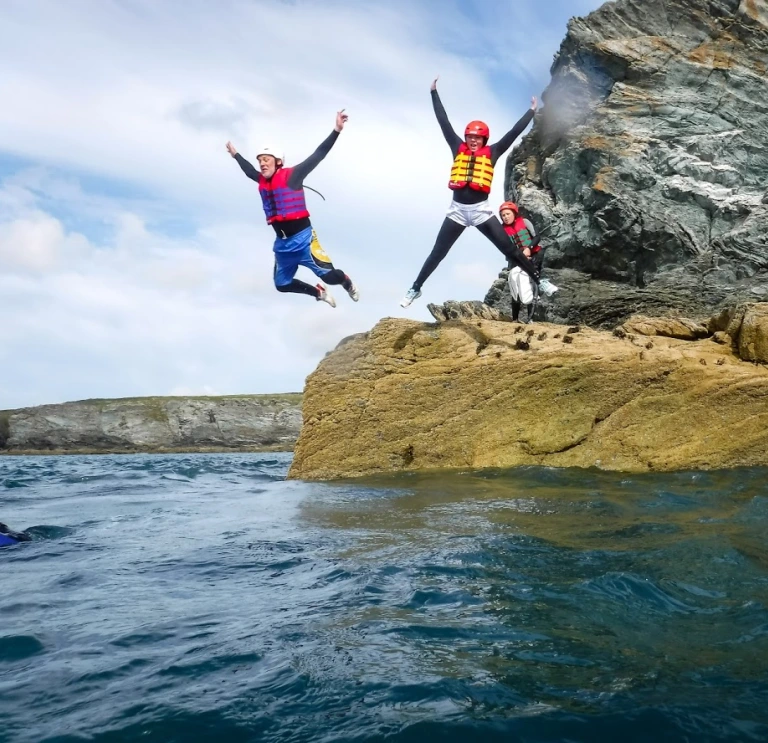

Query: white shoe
<box><xmin>316</xmin><ymin>284</ymin><xmax>336</xmax><ymax>308</ymax></box>
<box><xmin>539</xmin><ymin>278</ymin><xmax>558</xmax><ymax>296</ymax></box>
<box><xmin>345</xmin><ymin>277</ymin><xmax>360</xmax><ymax>302</ymax></box>
<box><xmin>400</xmin><ymin>288</ymin><xmax>421</xmax><ymax>308</ymax></box>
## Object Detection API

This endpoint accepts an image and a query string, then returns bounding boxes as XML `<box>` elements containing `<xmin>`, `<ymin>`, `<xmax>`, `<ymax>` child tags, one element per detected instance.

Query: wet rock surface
<box><xmin>486</xmin><ymin>0</ymin><xmax>768</xmax><ymax>327</ymax></box>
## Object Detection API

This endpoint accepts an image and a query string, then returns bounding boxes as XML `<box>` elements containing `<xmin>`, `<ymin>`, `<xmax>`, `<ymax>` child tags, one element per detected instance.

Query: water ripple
<box><xmin>2</xmin><ymin>454</ymin><xmax>768</xmax><ymax>742</ymax></box>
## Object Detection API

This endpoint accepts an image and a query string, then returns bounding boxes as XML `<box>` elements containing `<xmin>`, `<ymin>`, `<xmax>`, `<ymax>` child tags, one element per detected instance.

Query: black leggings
<box><xmin>276</xmin><ymin>279</ymin><xmax>319</xmax><ymax>297</ymax></box>
<box><xmin>321</xmin><ymin>268</ymin><xmax>352</xmax><ymax>290</ymax></box>
<box><xmin>412</xmin><ymin>216</ymin><xmax>537</xmax><ymax>291</ymax></box>
<box><xmin>275</xmin><ymin>269</ymin><xmax>352</xmax><ymax>298</ymax></box>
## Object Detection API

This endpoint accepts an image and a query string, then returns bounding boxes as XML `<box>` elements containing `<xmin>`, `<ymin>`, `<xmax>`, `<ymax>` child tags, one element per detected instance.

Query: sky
<box><xmin>0</xmin><ymin>0</ymin><xmax>605</xmax><ymax>409</ymax></box>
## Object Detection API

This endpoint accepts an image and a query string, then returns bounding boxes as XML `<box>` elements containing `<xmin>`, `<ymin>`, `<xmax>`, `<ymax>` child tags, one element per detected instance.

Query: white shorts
<box><xmin>446</xmin><ymin>199</ymin><xmax>495</xmax><ymax>227</ymax></box>
<box><xmin>509</xmin><ymin>266</ymin><xmax>535</xmax><ymax>305</ymax></box>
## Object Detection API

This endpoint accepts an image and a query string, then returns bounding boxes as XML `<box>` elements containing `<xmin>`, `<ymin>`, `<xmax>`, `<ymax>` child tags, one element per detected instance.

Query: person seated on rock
<box><xmin>399</xmin><ymin>77</ymin><xmax>539</xmax><ymax>309</ymax></box>
<box><xmin>499</xmin><ymin>201</ymin><xmax>543</xmax><ymax>323</ymax></box>
<box><xmin>226</xmin><ymin>110</ymin><xmax>359</xmax><ymax>309</ymax></box>
<box><xmin>0</xmin><ymin>522</ymin><xmax>31</xmax><ymax>547</ymax></box>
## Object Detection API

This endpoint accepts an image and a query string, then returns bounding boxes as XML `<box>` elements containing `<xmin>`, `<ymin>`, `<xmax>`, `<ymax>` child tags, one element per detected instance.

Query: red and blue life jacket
<box><xmin>258</xmin><ymin>167</ymin><xmax>310</xmax><ymax>224</ymax></box>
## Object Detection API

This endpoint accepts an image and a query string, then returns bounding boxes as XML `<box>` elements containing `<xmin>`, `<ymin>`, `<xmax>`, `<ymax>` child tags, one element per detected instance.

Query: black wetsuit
<box><xmin>411</xmin><ymin>91</ymin><xmax>539</xmax><ymax>292</ymax></box>
<box><xmin>234</xmin><ymin>131</ymin><xmax>352</xmax><ymax>298</ymax></box>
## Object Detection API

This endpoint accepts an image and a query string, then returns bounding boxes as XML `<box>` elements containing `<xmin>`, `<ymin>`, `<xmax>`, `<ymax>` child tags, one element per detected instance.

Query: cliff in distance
<box><xmin>0</xmin><ymin>394</ymin><xmax>302</xmax><ymax>455</ymax></box>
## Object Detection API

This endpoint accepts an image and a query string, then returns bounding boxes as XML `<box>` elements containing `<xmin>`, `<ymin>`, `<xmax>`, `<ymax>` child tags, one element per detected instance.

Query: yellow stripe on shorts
<box><xmin>310</xmin><ymin>230</ymin><xmax>333</xmax><ymax>263</ymax></box>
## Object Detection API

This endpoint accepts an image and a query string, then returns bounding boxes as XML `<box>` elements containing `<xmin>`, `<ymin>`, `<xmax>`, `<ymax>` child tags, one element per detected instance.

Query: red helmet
<box><xmin>465</xmin><ymin>120</ymin><xmax>489</xmax><ymax>139</ymax></box>
<box><xmin>499</xmin><ymin>201</ymin><xmax>519</xmax><ymax>215</ymax></box>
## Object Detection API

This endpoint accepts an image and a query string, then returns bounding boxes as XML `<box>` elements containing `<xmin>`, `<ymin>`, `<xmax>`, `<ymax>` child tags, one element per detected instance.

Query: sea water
<box><xmin>1</xmin><ymin>453</ymin><xmax>767</xmax><ymax>742</ymax></box>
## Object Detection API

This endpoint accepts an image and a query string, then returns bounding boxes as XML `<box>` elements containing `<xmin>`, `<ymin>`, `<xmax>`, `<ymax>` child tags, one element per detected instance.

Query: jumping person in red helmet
<box><xmin>226</xmin><ymin>110</ymin><xmax>359</xmax><ymax>308</ymax></box>
<box><xmin>400</xmin><ymin>78</ymin><xmax>538</xmax><ymax>308</ymax></box>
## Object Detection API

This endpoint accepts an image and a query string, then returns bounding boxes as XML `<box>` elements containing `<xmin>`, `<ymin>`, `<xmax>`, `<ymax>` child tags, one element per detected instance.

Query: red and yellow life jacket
<box><xmin>448</xmin><ymin>144</ymin><xmax>494</xmax><ymax>193</ymax></box>
<box><xmin>504</xmin><ymin>216</ymin><xmax>540</xmax><ymax>254</ymax></box>
<box><xmin>258</xmin><ymin>167</ymin><xmax>310</xmax><ymax>224</ymax></box>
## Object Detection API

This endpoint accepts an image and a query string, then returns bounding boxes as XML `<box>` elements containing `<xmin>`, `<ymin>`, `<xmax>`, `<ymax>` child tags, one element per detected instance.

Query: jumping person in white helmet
<box><xmin>226</xmin><ymin>110</ymin><xmax>359</xmax><ymax>308</ymax></box>
<box><xmin>400</xmin><ymin>78</ymin><xmax>539</xmax><ymax>308</ymax></box>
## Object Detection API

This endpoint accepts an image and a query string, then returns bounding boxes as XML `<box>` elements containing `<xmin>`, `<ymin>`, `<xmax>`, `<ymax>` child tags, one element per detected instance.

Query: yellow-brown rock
<box><xmin>288</xmin><ymin>317</ymin><xmax>768</xmax><ymax>480</ymax></box>
<box><xmin>738</xmin><ymin>304</ymin><xmax>768</xmax><ymax>363</ymax></box>
<box><xmin>620</xmin><ymin>316</ymin><xmax>709</xmax><ymax>340</ymax></box>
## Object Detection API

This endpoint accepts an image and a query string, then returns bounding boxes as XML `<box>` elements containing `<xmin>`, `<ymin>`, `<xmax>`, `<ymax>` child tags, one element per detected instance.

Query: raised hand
<box><xmin>226</xmin><ymin>141</ymin><xmax>238</xmax><ymax>157</ymax></box>
<box><xmin>531</xmin><ymin>96</ymin><xmax>538</xmax><ymax>112</ymax></box>
<box><xmin>431</xmin><ymin>76</ymin><xmax>439</xmax><ymax>92</ymax></box>
<box><xmin>335</xmin><ymin>109</ymin><xmax>349</xmax><ymax>132</ymax></box>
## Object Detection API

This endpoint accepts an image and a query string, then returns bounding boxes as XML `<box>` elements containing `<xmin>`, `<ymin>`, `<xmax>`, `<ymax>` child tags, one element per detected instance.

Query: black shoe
<box><xmin>523</xmin><ymin>304</ymin><xmax>534</xmax><ymax>324</ymax></box>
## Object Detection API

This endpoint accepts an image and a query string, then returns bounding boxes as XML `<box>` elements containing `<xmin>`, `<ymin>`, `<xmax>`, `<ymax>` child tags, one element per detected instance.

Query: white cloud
<box><xmin>0</xmin><ymin>0</ymin><xmax>603</xmax><ymax>408</ymax></box>
<box><xmin>0</xmin><ymin>212</ymin><xmax>65</xmax><ymax>272</ymax></box>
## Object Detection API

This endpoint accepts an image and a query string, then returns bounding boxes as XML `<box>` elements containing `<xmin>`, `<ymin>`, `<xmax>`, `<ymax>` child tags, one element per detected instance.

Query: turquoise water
<box><xmin>1</xmin><ymin>454</ymin><xmax>768</xmax><ymax>742</ymax></box>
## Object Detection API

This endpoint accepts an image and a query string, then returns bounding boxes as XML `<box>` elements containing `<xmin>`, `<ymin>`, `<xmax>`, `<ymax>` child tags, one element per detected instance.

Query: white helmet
<box><xmin>256</xmin><ymin>145</ymin><xmax>284</xmax><ymax>164</ymax></box>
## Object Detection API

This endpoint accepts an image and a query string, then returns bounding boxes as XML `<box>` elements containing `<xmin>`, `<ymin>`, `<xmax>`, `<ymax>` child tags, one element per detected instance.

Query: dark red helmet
<box><xmin>464</xmin><ymin>120</ymin><xmax>489</xmax><ymax>139</ymax></box>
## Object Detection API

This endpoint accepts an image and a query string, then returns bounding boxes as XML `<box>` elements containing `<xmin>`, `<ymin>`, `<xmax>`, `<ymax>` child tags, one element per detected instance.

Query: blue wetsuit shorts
<box><xmin>273</xmin><ymin>226</ymin><xmax>335</xmax><ymax>288</ymax></box>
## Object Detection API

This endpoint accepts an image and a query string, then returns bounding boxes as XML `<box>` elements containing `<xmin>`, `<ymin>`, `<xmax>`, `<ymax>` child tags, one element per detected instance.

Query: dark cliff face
<box><xmin>486</xmin><ymin>0</ymin><xmax>768</xmax><ymax>327</ymax></box>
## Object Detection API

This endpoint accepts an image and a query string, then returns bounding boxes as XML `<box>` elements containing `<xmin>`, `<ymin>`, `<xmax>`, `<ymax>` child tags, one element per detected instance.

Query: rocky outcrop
<box><xmin>734</xmin><ymin>302</ymin><xmax>768</xmax><ymax>361</ymax></box>
<box><xmin>288</xmin><ymin>305</ymin><xmax>768</xmax><ymax>481</ymax></box>
<box><xmin>0</xmin><ymin>394</ymin><xmax>302</xmax><ymax>454</ymax></box>
<box><xmin>427</xmin><ymin>300</ymin><xmax>505</xmax><ymax>322</ymax></box>
<box><xmin>487</xmin><ymin>0</ymin><xmax>768</xmax><ymax>328</ymax></box>
<box><xmin>619</xmin><ymin>315</ymin><xmax>709</xmax><ymax>339</ymax></box>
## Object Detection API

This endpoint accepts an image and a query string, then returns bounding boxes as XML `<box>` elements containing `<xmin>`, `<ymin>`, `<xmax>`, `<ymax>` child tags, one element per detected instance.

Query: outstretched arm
<box><xmin>288</xmin><ymin>110</ymin><xmax>348</xmax><ymax>188</ymax></box>
<box><xmin>431</xmin><ymin>78</ymin><xmax>462</xmax><ymax>153</ymax></box>
<box><xmin>226</xmin><ymin>141</ymin><xmax>261</xmax><ymax>182</ymax></box>
<box><xmin>490</xmin><ymin>96</ymin><xmax>538</xmax><ymax>163</ymax></box>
